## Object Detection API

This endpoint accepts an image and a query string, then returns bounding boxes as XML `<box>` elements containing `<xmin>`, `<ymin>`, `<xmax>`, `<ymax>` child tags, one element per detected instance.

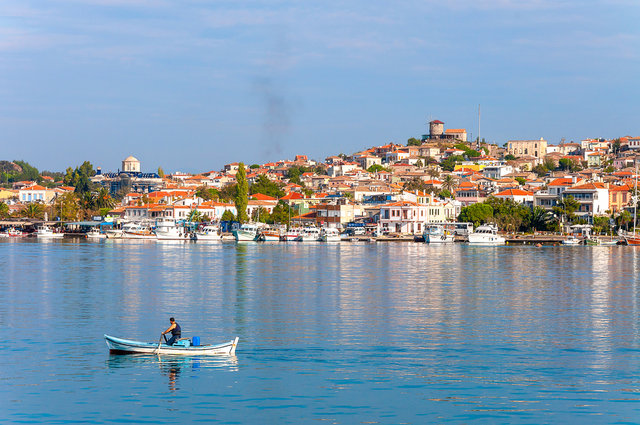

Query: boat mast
<box><xmin>634</xmin><ymin>163</ymin><xmax>638</xmax><ymax>234</ymax></box>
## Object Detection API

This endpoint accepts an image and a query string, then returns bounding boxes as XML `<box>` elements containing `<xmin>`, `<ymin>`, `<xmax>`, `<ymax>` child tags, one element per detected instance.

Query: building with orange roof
<box><xmin>562</xmin><ymin>182</ymin><xmax>609</xmax><ymax>219</ymax></box>
<box><xmin>609</xmin><ymin>184</ymin><xmax>633</xmax><ymax>213</ymax></box>
<box><xmin>455</xmin><ymin>182</ymin><xmax>485</xmax><ymax>206</ymax></box>
<box><xmin>494</xmin><ymin>188</ymin><xmax>534</xmax><ymax>205</ymax></box>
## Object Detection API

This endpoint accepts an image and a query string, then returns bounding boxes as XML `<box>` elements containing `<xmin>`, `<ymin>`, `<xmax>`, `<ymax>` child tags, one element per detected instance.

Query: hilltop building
<box><xmin>92</xmin><ymin>155</ymin><xmax>162</xmax><ymax>194</ymax></box>
<box><xmin>421</xmin><ymin>120</ymin><xmax>467</xmax><ymax>142</ymax></box>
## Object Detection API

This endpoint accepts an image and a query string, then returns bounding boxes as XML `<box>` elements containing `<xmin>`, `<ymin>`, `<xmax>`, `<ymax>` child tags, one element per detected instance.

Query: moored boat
<box><xmin>467</xmin><ymin>224</ymin><xmax>505</xmax><ymax>245</ymax></box>
<box><xmin>35</xmin><ymin>224</ymin><xmax>64</xmax><ymax>238</ymax></box>
<box><xmin>295</xmin><ymin>227</ymin><xmax>321</xmax><ymax>242</ymax></box>
<box><xmin>122</xmin><ymin>222</ymin><xmax>156</xmax><ymax>240</ymax></box>
<box><xmin>104</xmin><ymin>334</ymin><xmax>239</xmax><ymax>356</ymax></box>
<box><xmin>154</xmin><ymin>218</ymin><xmax>189</xmax><ymax>240</ymax></box>
<box><xmin>319</xmin><ymin>227</ymin><xmax>341</xmax><ymax>242</ymax></box>
<box><xmin>233</xmin><ymin>223</ymin><xmax>261</xmax><ymax>241</ymax></box>
<box><xmin>424</xmin><ymin>224</ymin><xmax>454</xmax><ymax>244</ymax></box>
<box><xmin>86</xmin><ymin>227</ymin><xmax>107</xmax><ymax>239</ymax></box>
<box><xmin>259</xmin><ymin>227</ymin><xmax>281</xmax><ymax>242</ymax></box>
<box><xmin>562</xmin><ymin>236</ymin><xmax>581</xmax><ymax>245</ymax></box>
<box><xmin>194</xmin><ymin>224</ymin><xmax>222</xmax><ymax>241</ymax></box>
<box><xmin>282</xmin><ymin>228</ymin><xmax>300</xmax><ymax>241</ymax></box>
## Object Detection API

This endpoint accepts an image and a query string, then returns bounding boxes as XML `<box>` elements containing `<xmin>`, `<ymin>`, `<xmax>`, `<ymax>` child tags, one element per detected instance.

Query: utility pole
<box><xmin>478</xmin><ymin>104</ymin><xmax>481</xmax><ymax>147</ymax></box>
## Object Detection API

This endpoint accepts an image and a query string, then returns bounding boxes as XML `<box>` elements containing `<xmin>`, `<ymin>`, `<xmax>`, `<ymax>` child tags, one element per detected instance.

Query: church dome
<box><xmin>124</xmin><ymin>156</ymin><xmax>139</xmax><ymax>162</ymax></box>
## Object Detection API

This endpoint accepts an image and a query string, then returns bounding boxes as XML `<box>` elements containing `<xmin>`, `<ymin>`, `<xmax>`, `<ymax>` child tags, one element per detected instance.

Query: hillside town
<box><xmin>1</xmin><ymin>119</ymin><xmax>639</xmax><ymax>241</ymax></box>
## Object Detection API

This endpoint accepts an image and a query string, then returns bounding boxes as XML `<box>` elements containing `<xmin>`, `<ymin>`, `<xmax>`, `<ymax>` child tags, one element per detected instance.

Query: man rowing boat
<box><xmin>162</xmin><ymin>317</ymin><xmax>181</xmax><ymax>345</ymax></box>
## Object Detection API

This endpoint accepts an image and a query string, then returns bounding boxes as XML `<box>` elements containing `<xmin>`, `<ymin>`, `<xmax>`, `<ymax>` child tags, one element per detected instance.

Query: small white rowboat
<box><xmin>104</xmin><ymin>334</ymin><xmax>238</xmax><ymax>356</ymax></box>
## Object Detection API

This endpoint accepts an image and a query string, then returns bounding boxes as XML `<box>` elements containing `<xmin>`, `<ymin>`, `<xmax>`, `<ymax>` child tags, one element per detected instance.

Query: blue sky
<box><xmin>1</xmin><ymin>0</ymin><xmax>639</xmax><ymax>173</ymax></box>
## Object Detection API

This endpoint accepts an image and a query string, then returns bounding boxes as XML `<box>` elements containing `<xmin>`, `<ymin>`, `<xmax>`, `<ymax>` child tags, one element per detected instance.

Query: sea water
<box><xmin>1</xmin><ymin>239</ymin><xmax>639</xmax><ymax>424</ymax></box>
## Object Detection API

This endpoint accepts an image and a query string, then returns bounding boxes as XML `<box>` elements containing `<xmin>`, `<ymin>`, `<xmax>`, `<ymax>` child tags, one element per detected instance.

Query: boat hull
<box><xmin>426</xmin><ymin>234</ymin><xmax>455</xmax><ymax>244</ymax></box>
<box><xmin>233</xmin><ymin>230</ymin><xmax>258</xmax><ymax>241</ymax></box>
<box><xmin>104</xmin><ymin>334</ymin><xmax>238</xmax><ymax>356</ymax></box>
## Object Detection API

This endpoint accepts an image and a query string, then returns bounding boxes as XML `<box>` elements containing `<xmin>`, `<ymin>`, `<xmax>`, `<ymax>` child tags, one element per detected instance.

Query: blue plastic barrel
<box><xmin>192</xmin><ymin>336</ymin><xmax>200</xmax><ymax>346</ymax></box>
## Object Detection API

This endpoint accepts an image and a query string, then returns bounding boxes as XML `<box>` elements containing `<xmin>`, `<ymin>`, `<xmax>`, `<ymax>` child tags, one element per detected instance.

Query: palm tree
<box><xmin>22</xmin><ymin>202</ymin><xmax>44</xmax><ymax>219</ymax></box>
<box><xmin>95</xmin><ymin>188</ymin><xmax>116</xmax><ymax>209</ymax></box>
<box><xmin>529</xmin><ymin>206</ymin><xmax>553</xmax><ymax>231</ymax></box>
<box><xmin>441</xmin><ymin>175</ymin><xmax>458</xmax><ymax>193</ymax></box>
<box><xmin>188</xmin><ymin>210</ymin><xmax>204</xmax><ymax>223</ymax></box>
<box><xmin>427</xmin><ymin>167</ymin><xmax>440</xmax><ymax>179</ymax></box>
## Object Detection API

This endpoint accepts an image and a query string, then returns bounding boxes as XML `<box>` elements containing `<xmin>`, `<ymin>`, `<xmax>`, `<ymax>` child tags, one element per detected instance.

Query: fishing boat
<box><xmin>1</xmin><ymin>227</ymin><xmax>26</xmax><ymax>237</ymax></box>
<box><xmin>35</xmin><ymin>224</ymin><xmax>64</xmax><ymax>238</ymax></box>
<box><xmin>282</xmin><ymin>228</ymin><xmax>300</xmax><ymax>241</ymax></box>
<box><xmin>423</xmin><ymin>224</ymin><xmax>454</xmax><ymax>244</ymax></box>
<box><xmin>86</xmin><ymin>227</ymin><xmax>107</xmax><ymax>239</ymax></box>
<box><xmin>105</xmin><ymin>228</ymin><xmax>123</xmax><ymax>239</ymax></box>
<box><xmin>233</xmin><ymin>223</ymin><xmax>261</xmax><ymax>241</ymax></box>
<box><xmin>122</xmin><ymin>222</ymin><xmax>156</xmax><ymax>240</ymax></box>
<box><xmin>295</xmin><ymin>227</ymin><xmax>321</xmax><ymax>242</ymax></box>
<box><xmin>193</xmin><ymin>224</ymin><xmax>221</xmax><ymax>241</ymax></box>
<box><xmin>562</xmin><ymin>236</ymin><xmax>581</xmax><ymax>245</ymax></box>
<box><xmin>319</xmin><ymin>227</ymin><xmax>341</xmax><ymax>242</ymax></box>
<box><xmin>154</xmin><ymin>218</ymin><xmax>189</xmax><ymax>240</ymax></box>
<box><xmin>104</xmin><ymin>334</ymin><xmax>239</xmax><ymax>356</ymax></box>
<box><xmin>259</xmin><ymin>227</ymin><xmax>281</xmax><ymax>242</ymax></box>
<box><xmin>467</xmin><ymin>224</ymin><xmax>505</xmax><ymax>245</ymax></box>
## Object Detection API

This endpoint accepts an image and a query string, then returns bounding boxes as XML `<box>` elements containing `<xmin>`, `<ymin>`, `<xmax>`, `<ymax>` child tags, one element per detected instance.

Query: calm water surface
<box><xmin>1</xmin><ymin>239</ymin><xmax>639</xmax><ymax>424</ymax></box>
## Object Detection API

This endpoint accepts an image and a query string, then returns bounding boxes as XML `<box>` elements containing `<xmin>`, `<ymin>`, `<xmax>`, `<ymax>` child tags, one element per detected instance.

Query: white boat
<box><xmin>105</xmin><ymin>228</ymin><xmax>124</xmax><ymax>239</ymax></box>
<box><xmin>562</xmin><ymin>236</ymin><xmax>581</xmax><ymax>245</ymax></box>
<box><xmin>1</xmin><ymin>227</ymin><xmax>26</xmax><ymax>237</ymax></box>
<box><xmin>35</xmin><ymin>224</ymin><xmax>64</xmax><ymax>238</ymax></box>
<box><xmin>122</xmin><ymin>222</ymin><xmax>156</xmax><ymax>240</ymax></box>
<box><xmin>282</xmin><ymin>228</ymin><xmax>300</xmax><ymax>241</ymax></box>
<box><xmin>295</xmin><ymin>227</ymin><xmax>321</xmax><ymax>242</ymax></box>
<box><xmin>467</xmin><ymin>224</ymin><xmax>506</xmax><ymax>245</ymax></box>
<box><xmin>86</xmin><ymin>228</ymin><xmax>107</xmax><ymax>239</ymax></box>
<box><xmin>154</xmin><ymin>218</ymin><xmax>189</xmax><ymax>240</ymax></box>
<box><xmin>424</xmin><ymin>224</ymin><xmax>455</xmax><ymax>244</ymax></box>
<box><xmin>319</xmin><ymin>227</ymin><xmax>341</xmax><ymax>242</ymax></box>
<box><xmin>259</xmin><ymin>227</ymin><xmax>281</xmax><ymax>242</ymax></box>
<box><xmin>194</xmin><ymin>224</ymin><xmax>222</xmax><ymax>241</ymax></box>
<box><xmin>233</xmin><ymin>223</ymin><xmax>261</xmax><ymax>241</ymax></box>
<box><xmin>104</xmin><ymin>334</ymin><xmax>238</xmax><ymax>356</ymax></box>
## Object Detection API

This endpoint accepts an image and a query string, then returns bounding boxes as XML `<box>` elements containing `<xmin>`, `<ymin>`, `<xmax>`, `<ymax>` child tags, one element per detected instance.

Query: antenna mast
<box><xmin>478</xmin><ymin>104</ymin><xmax>481</xmax><ymax>145</ymax></box>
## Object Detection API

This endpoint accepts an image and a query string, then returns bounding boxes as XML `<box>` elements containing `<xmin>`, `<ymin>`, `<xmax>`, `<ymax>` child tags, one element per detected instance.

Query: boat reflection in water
<box><xmin>106</xmin><ymin>354</ymin><xmax>238</xmax><ymax>391</ymax></box>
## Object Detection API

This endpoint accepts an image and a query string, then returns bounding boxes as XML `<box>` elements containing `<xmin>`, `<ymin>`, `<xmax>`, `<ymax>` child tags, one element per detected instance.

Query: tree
<box><xmin>54</xmin><ymin>193</ymin><xmax>80</xmax><ymax>221</ymax></box>
<box><xmin>251</xmin><ymin>206</ymin><xmax>269</xmax><ymax>223</ymax></box>
<box><xmin>188</xmin><ymin>210</ymin><xmax>205</xmax><ymax>223</ymax></box>
<box><xmin>22</xmin><ymin>202</ymin><xmax>44</xmax><ymax>219</ymax></box>
<box><xmin>367</xmin><ymin>164</ymin><xmax>387</xmax><ymax>173</ymax></box>
<box><xmin>415</xmin><ymin>159</ymin><xmax>424</xmax><ymax>168</ymax></box>
<box><xmin>616</xmin><ymin>210</ymin><xmax>632</xmax><ymax>231</ymax></box>
<box><xmin>515</xmin><ymin>177</ymin><xmax>526</xmax><ymax>186</ymax></box>
<box><xmin>0</xmin><ymin>202</ymin><xmax>9</xmax><ymax>218</ymax></box>
<box><xmin>218</xmin><ymin>183</ymin><xmax>237</xmax><ymax>202</ymax></box>
<box><xmin>558</xmin><ymin>158</ymin><xmax>574</xmax><ymax>171</ymax></box>
<box><xmin>427</xmin><ymin>167</ymin><xmax>440</xmax><ymax>178</ymax></box>
<box><xmin>250</xmin><ymin>174</ymin><xmax>284</xmax><ymax>198</ymax></box>
<box><xmin>157</xmin><ymin>167</ymin><xmax>165</xmax><ymax>178</ymax></box>
<box><xmin>269</xmin><ymin>201</ymin><xmax>292</xmax><ymax>225</ymax></box>
<box><xmin>95</xmin><ymin>188</ymin><xmax>115</xmax><ymax>209</ymax></box>
<box><xmin>221</xmin><ymin>210</ymin><xmax>236</xmax><ymax>222</ymax></box>
<box><xmin>249</xmin><ymin>164</ymin><xmax>260</xmax><ymax>169</ymax></box>
<box><xmin>196</xmin><ymin>186</ymin><xmax>219</xmax><ymax>201</ymax></box>
<box><xmin>529</xmin><ymin>206</ymin><xmax>553</xmax><ymax>231</ymax></box>
<box><xmin>438</xmin><ymin>189</ymin><xmax>453</xmax><ymax>199</ymax></box>
<box><xmin>407</xmin><ymin>137</ymin><xmax>421</xmax><ymax>146</ymax></box>
<box><xmin>592</xmin><ymin>215</ymin><xmax>611</xmax><ymax>235</ymax></box>
<box><xmin>441</xmin><ymin>175</ymin><xmax>458</xmax><ymax>193</ymax></box>
<box><xmin>403</xmin><ymin>178</ymin><xmax>428</xmax><ymax>192</ymax></box>
<box><xmin>553</xmin><ymin>195</ymin><xmax>580</xmax><ymax>224</ymax></box>
<box><xmin>441</xmin><ymin>155</ymin><xmax>464</xmax><ymax>172</ymax></box>
<box><xmin>504</xmin><ymin>154</ymin><xmax>516</xmax><ymax>161</ymax></box>
<box><xmin>459</xmin><ymin>203</ymin><xmax>493</xmax><ymax>227</ymax></box>
<box><xmin>235</xmin><ymin>163</ymin><xmax>249</xmax><ymax>223</ymax></box>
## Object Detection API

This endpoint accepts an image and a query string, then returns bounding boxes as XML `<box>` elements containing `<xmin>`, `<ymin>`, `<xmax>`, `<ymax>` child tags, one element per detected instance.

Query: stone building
<box><xmin>507</xmin><ymin>138</ymin><xmax>547</xmax><ymax>161</ymax></box>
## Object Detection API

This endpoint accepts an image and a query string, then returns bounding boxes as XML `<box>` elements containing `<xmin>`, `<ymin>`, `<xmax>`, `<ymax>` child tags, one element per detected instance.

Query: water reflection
<box><xmin>106</xmin><ymin>354</ymin><xmax>239</xmax><ymax>391</ymax></box>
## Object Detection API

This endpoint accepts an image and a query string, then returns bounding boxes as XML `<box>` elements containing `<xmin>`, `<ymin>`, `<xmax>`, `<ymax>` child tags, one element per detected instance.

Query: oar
<box><xmin>154</xmin><ymin>335</ymin><xmax>163</xmax><ymax>355</ymax></box>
